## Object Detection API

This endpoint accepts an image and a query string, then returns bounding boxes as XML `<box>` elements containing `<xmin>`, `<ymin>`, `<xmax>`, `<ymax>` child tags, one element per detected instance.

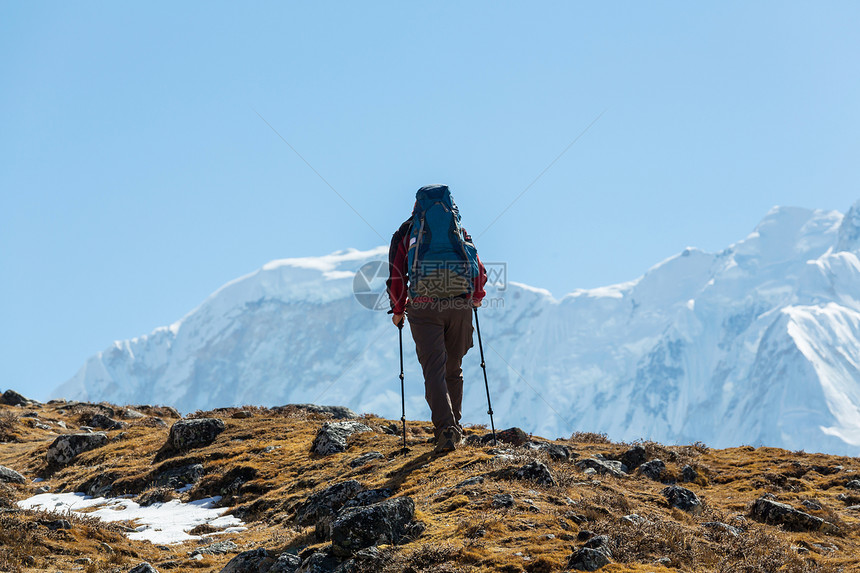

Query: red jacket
<box><xmin>386</xmin><ymin>219</ymin><xmax>488</xmax><ymax>314</ymax></box>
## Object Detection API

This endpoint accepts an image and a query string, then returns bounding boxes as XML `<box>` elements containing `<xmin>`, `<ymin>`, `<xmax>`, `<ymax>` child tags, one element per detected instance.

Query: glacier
<box><xmin>53</xmin><ymin>202</ymin><xmax>860</xmax><ymax>455</ymax></box>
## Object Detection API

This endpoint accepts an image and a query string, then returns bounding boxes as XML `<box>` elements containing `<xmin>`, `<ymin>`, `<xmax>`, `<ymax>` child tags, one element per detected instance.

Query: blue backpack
<box><xmin>406</xmin><ymin>185</ymin><xmax>480</xmax><ymax>299</ymax></box>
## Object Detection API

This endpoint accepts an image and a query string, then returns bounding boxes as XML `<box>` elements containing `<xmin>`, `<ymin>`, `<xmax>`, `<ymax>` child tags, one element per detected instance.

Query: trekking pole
<box><xmin>398</xmin><ymin>321</ymin><xmax>407</xmax><ymax>452</ymax></box>
<box><xmin>473</xmin><ymin>307</ymin><xmax>497</xmax><ymax>446</ymax></box>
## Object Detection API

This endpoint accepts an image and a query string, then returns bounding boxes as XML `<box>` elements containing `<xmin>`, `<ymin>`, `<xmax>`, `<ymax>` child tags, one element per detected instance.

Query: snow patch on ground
<box><xmin>18</xmin><ymin>492</ymin><xmax>243</xmax><ymax>545</ymax></box>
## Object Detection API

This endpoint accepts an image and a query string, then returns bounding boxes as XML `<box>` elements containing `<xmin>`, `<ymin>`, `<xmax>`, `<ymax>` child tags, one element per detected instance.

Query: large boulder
<box><xmin>661</xmin><ymin>486</ymin><xmax>703</xmax><ymax>515</ymax></box>
<box><xmin>168</xmin><ymin>418</ymin><xmax>225</xmax><ymax>451</ymax></box>
<box><xmin>47</xmin><ymin>433</ymin><xmax>108</xmax><ymax>466</ymax></box>
<box><xmin>0</xmin><ymin>465</ymin><xmax>26</xmax><ymax>484</ymax></box>
<box><xmin>311</xmin><ymin>421</ymin><xmax>372</xmax><ymax>455</ymax></box>
<box><xmin>330</xmin><ymin>497</ymin><xmax>422</xmax><ymax>557</ymax></box>
<box><xmin>1</xmin><ymin>389</ymin><xmax>35</xmax><ymax>407</ymax></box>
<box><xmin>750</xmin><ymin>497</ymin><xmax>834</xmax><ymax>532</ymax></box>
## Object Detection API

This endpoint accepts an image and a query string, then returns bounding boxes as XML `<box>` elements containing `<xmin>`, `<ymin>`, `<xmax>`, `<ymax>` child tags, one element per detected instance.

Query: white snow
<box><xmin>18</xmin><ymin>492</ymin><xmax>243</xmax><ymax>545</ymax></box>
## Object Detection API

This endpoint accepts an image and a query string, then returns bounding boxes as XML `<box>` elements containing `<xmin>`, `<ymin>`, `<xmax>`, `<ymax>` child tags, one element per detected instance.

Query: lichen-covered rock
<box><xmin>638</xmin><ymin>459</ymin><xmax>667</xmax><ymax>482</ymax></box>
<box><xmin>0</xmin><ymin>465</ymin><xmax>26</xmax><ymax>484</ymax></box>
<box><xmin>523</xmin><ymin>441</ymin><xmax>573</xmax><ymax>461</ymax></box>
<box><xmin>46</xmin><ymin>433</ymin><xmax>108</xmax><ymax>466</ymax></box>
<box><xmin>661</xmin><ymin>486</ymin><xmax>703</xmax><ymax>515</ymax></box>
<box><xmin>190</xmin><ymin>540</ymin><xmax>238</xmax><ymax>557</ymax></box>
<box><xmin>350</xmin><ymin>451</ymin><xmax>385</xmax><ymax>468</ymax></box>
<box><xmin>168</xmin><ymin>418</ymin><xmax>225</xmax><ymax>451</ymax></box>
<box><xmin>494</xmin><ymin>427</ymin><xmax>529</xmax><ymax>446</ymax></box>
<box><xmin>153</xmin><ymin>463</ymin><xmax>205</xmax><ymax>489</ymax></box>
<box><xmin>341</xmin><ymin>488</ymin><xmax>393</xmax><ymax>511</ymax></box>
<box><xmin>750</xmin><ymin>497</ymin><xmax>833</xmax><ymax>532</ymax></box>
<box><xmin>493</xmin><ymin>493</ymin><xmax>515</xmax><ymax>508</ymax></box>
<box><xmin>219</xmin><ymin>548</ymin><xmax>273</xmax><ymax>573</ymax></box>
<box><xmin>568</xmin><ymin>547</ymin><xmax>611</xmax><ymax>571</ymax></box>
<box><xmin>311</xmin><ymin>422</ymin><xmax>372</xmax><ymax>455</ymax></box>
<box><xmin>296</xmin><ymin>549</ymin><xmax>340</xmax><ymax>573</ymax></box>
<box><xmin>576</xmin><ymin>458</ymin><xmax>626</xmax><ymax>479</ymax></box>
<box><xmin>297</xmin><ymin>480</ymin><xmax>364</xmax><ymax>526</ymax></box>
<box><xmin>269</xmin><ymin>552</ymin><xmax>301</xmax><ymax>573</ymax></box>
<box><xmin>512</xmin><ymin>460</ymin><xmax>556</xmax><ymax>486</ymax></box>
<box><xmin>330</xmin><ymin>497</ymin><xmax>422</xmax><ymax>557</ymax></box>
<box><xmin>89</xmin><ymin>413</ymin><xmax>127</xmax><ymax>431</ymax></box>
<box><xmin>846</xmin><ymin>480</ymin><xmax>860</xmax><ymax>490</ymax></box>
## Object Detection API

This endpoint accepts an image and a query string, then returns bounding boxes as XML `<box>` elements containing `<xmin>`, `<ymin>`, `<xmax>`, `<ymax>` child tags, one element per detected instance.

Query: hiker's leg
<box><xmin>408</xmin><ymin>305</ymin><xmax>456</xmax><ymax>438</ymax></box>
<box><xmin>443</xmin><ymin>304</ymin><xmax>474</xmax><ymax>428</ymax></box>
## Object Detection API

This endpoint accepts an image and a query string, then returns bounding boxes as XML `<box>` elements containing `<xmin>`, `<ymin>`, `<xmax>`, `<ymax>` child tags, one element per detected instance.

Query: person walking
<box><xmin>387</xmin><ymin>184</ymin><xmax>488</xmax><ymax>453</ymax></box>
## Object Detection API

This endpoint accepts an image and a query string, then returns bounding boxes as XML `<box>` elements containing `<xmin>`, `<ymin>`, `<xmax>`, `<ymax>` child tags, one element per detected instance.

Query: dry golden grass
<box><xmin>0</xmin><ymin>400</ymin><xmax>859</xmax><ymax>572</ymax></box>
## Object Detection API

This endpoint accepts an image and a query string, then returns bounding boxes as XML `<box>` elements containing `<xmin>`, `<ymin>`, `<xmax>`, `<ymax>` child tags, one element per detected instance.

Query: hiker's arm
<box><xmin>386</xmin><ymin>225</ymin><xmax>409</xmax><ymax>317</ymax></box>
<box><xmin>472</xmin><ymin>254</ymin><xmax>488</xmax><ymax>306</ymax></box>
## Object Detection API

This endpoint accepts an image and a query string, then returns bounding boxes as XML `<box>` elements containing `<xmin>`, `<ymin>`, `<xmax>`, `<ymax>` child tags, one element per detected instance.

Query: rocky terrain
<box><xmin>1</xmin><ymin>388</ymin><xmax>860</xmax><ymax>572</ymax></box>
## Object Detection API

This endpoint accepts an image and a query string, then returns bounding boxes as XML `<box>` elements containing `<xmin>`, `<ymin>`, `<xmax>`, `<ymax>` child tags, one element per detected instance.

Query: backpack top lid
<box><xmin>414</xmin><ymin>184</ymin><xmax>460</xmax><ymax>222</ymax></box>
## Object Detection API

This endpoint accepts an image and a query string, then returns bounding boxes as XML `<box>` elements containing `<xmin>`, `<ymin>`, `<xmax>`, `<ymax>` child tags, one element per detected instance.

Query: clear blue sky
<box><xmin>2</xmin><ymin>2</ymin><xmax>859</xmax><ymax>401</ymax></box>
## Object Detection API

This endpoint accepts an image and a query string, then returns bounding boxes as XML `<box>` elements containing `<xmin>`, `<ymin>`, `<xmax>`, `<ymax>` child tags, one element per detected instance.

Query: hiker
<box><xmin>387</xmin><ymin>184</ymin><xmax>488</xmax><ymax>452</ymax></box>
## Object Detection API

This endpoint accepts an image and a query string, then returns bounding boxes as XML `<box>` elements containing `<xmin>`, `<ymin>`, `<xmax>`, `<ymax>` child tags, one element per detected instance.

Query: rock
<box><xmin>568</xmin><ymin>547</ymin><xmax>611</xmax><ymax>571</ymax></box>
<box><xmin>232</xmin><ymin>410</ymin><xmax>254</xmax><ymax>419</ymax></box>
<box><xmin>702</xmin><ymin>521</ymin><xmax>741</xmax><ymax>537</ymax></box>
<box><xmin>523</xmin><ymin>441</ymin><xmax>574</xmax><ymax>461</ymax></box>
<box><xmin>46</xmin><ymin>432</ymin><xmax>108</xmax><ymax>466</ymax></box>
<box><xmin>190</xmin><ymin>540</ymin><xmax>238</xmax><ymax>556</ymax></box>
<box><xmin>277</xmin><ymin>404</ymin><xmax>359</xmax><ymax>420</ymax></box>
<box><xmin>296</xmin><ymin>549</ymin><xmax>341</xmax><ymax>573</ymax></box>
<box><xmin>350</xmin><ymin>451</ymin><xmax>384</xmax><ymax>468</ymax></box>
<box><xmin>121</xmin><ymin>409</ymin><xmax>146</xmax><ymax>419</ymax></box>
<box><xmin>219</xmin><ymin>548</ymin><xmax>274</xmax><ymax>573</ymax></box>
<box><xmin>846</xmin><ymin>480</ymin><xmax>860</xmax><ymax>490</ymax></box>
<box><xmin>512</xmin><ymin>461</ymin><xmax>556</xmax><ymax>486</ymax></box>
<box><xmin>0</xmin><ymin>465</ymin><xmax>26</xmax><ymax>484</ymax></box>
<box><xmin>342</xmin><ymin>488</ymin><xmax>393</xmax><ymax>511</ymax></box>
<box><xmin>802</xmin><ymin>499</ymin><xmax>822</xmax><ymax>511</ymax></box>
<box><xmin>39</xmin><ymin>519</ymin><xmax>72</xmax><ymax>530</ymax></box>
<box><xmin>129</xmin><ymin>564</ymin><xmax>159</xmax><ymax>573</ymax></box>
<box><xmin>576</xmin><ymin>458</ymin><xmax>626</xmax><ymax>479</ymax></box>
<box><xmin>681</xmin><ymin>464</ymin><xmax>699</xmax><ymax>483</ymax></box>
<box><xmin>621</xmin><ymin>514</ymin><xmax>649</xmax><ymax>526</ymax></box>
<box><xmin>620</xmin><ymin>445</ymin><xmax>647</xmax><ymax>471</ymax></box>
<box><xmin>456</xmin><ymin>476</ymin><xmax>485</xmax><ymax>488</ymax></box>
<box><xmin>638</xmin><ymin>459</ymin><xmax>667</xmax><ymax>482</ymax></box>
<box><xmin>330</xmin><ymin>497</ymin><xmax>422</xmax><ymax>557</ymax></box>
<box><xmin>661</xmin><ymin>486</ymin><xmax>703</xmax><ymax>515</ymax></box>
<box><xmin>89</xmin><ymin>413</ymin><xmax>127</xmax><ymax>431</ymax></box>
<box><xmin>1</xmin><ymin>389</ymin><xmax>35</xmax><ymax>407</ymax></box>
<box><xmin>311</xmin><ymin>421</ymin><xmax>372</xmax><ymax>455</ymax></box>
<box><xmin>153</xmin><ymin>463</ymin><xmax>205</xmax><ymax>489</ymax></box>
<box><xmin>168</xmin><ymin>418</ymin><xmax>225</xmax><ymax>451</ymax></box>
<box><xmin>494</xmin><ymin>427</ymin><xmax>529</xmax><ymax>446</ymax></box>
<box><xmin>74</xmin><ymin>557</ymin><xmax>93</xmax><ymax>565</ymax></box>
<box><xmin>493</xmin><ymin>493</ymin><xmax>515</xmax><ymax>508</ymax></box>
<box><xmin>750</xmin><ymin>497</ymin><xmax>832</xmax><ymax>532</ymax></box>
<box><xmin>269</xmin><ymin>552</ymin><xmax>301</xmax><ymax>573</ymax></box>
<box><xmin>296</xmin><ymin>480</ymin><xmax>364</xmax><ymax>540</ymax></box>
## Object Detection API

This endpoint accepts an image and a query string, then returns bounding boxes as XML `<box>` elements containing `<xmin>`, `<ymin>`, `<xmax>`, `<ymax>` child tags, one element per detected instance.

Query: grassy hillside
<box><xmin>0</xmin><ymin>399</ymin><xmax>858</xmax><ymax>572</ymax></box>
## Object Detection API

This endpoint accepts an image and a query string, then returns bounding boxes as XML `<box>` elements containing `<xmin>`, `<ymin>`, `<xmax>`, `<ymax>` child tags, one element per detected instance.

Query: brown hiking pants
<box><xmin>407</xmin><ymin>301</ymin><xmax>474</xmax><ymax>439</ymax></box>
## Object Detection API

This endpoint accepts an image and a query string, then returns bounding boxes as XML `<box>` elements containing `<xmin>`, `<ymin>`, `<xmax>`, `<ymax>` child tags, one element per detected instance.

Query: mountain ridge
<box><xmin>53</xmin><ymin>203</ymin><xmax>860</xmax><ymax>455</ymax></box>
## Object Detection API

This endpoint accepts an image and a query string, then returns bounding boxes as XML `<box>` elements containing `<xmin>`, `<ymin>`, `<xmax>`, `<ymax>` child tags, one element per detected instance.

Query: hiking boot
<box><xmin>434</xmin><ymin>426</ymin><xmax>463</xmax><ymax>453</ymax></box>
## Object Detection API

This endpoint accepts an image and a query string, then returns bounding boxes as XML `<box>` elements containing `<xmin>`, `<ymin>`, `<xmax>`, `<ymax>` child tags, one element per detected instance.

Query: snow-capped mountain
<box><xmin>54</xmin><ymin>202</ymin><xmax>860</xmax><ymax>455</ymax></box>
